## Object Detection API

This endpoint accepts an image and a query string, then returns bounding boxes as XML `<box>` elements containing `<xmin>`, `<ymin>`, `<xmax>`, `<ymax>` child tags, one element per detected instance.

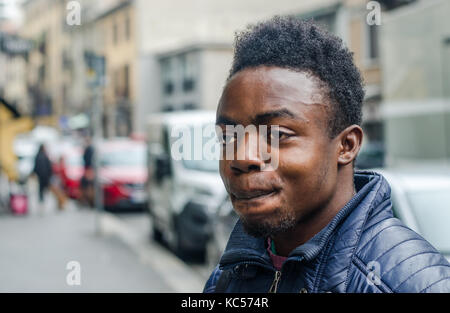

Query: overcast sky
<box><xmin>1</xmin><ymin>0</ymin><xmax>23</xmax><ymax>21</ymax></box>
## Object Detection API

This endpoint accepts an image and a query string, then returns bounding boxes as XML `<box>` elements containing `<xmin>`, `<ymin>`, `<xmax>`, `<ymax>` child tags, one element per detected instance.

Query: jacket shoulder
<box><xmin>203</xmin><ymin>265</ymin><xmax>223</xmax><ymax>293</ymax></box>
<box><xmin>352</xmin><ymin>217</ymin><xmax>450</xmax><ymax>292</ymax></box>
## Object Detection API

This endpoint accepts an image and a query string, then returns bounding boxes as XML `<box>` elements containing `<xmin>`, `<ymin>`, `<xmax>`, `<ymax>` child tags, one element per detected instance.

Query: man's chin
<box><xmin>240</xmin><ymin>213</ymin><xmax>297</xmax><ymax>238</ymax></box>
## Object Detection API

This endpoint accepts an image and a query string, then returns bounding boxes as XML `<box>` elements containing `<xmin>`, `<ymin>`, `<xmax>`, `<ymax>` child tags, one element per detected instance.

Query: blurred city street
<box><xmin>0</xmin><ymin>0</ymin><xmax>449</xmax><ymax>294</ymax></box>
<box><xmin>0</xmin><ymin>179</ymin><xmax>205</xmax><ymax>292</ymax></box>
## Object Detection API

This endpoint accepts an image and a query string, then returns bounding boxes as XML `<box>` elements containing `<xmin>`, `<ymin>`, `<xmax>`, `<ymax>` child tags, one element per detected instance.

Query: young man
<box><xmin>204</xmin><ymin>16</ymin><xmax>450</xmax><ymax>293</ymax></box>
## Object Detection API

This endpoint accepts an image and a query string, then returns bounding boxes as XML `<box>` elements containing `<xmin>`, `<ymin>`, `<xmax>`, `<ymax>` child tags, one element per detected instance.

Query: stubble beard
<box><xmin>239</xmin><ymin>207</ymin><xmax>298</xmax><ymax>238</ymax></box>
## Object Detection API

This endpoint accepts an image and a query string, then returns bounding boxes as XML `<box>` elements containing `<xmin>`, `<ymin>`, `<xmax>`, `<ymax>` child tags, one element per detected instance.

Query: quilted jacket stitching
<box><xmin>343</xmin><ymin>176</ymin><xmax>387</xmax><ymax>292</ymax></box>
<box><xmin>381</xmin><ymin>251</ymin><xmax>441</xmax><ymax>278</ymax></box>
<box><xmin>352</xmin><ymin>255</ymin><xmax>393</xmax><ymax>293</ymax></box>
<box><xmin>355</xmin><ymin>213</ymin><xmax>390</xmax><ymax>241</ymax></box>
<box><xmin>326</xmin><ymin>267</ymin><xmax>353</xmax><ymax>292</ymax></box>
<box><xmin>357</xmin><ymin>223</ymin><xmax>411</xmax><ymax>254</ymax></box>
<box><xmin>419</xmin><ymin>276</ymin><xmax>450</xmax><ymax>293</ymax></box>
<box><xmin>363</xmin><ymin>198</ymin><xmax>392</xmax><ymax>228</ymax></box>
<box><xmin>313</xmin><ymin>229</ymin><xmax>340</xmax><ymax>292</ymax></box>
<box><xmin>373</xmin><ymin>238</ymin><xmax>423</xmax><ymax>263</ymax></box>
<box><xmin>394</xmin><ymin>263</ymin><xmax>450</xmax><ymax>292</ymax></box>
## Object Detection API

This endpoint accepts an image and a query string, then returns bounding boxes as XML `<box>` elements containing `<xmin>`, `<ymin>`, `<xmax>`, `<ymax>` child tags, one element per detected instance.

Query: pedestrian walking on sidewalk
<box><xmin>33</xmin><ymin>144</ymin><xmax>53</xmax><ymax>214</ymax></box>
<box><xmin>81</xmin><ymin>137</ymin><xmax>95</xmax><ymax>207</ymax></box>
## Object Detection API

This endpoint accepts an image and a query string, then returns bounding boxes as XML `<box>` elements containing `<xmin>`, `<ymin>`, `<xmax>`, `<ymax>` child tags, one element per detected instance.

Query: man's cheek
<box><xmin>277</xmin><ymin>151</ymin><xmax>313</xmax><ymax>181</ymax></box>
<box><xmin>219</xmin><ymin>164</ymin><xmax>234</xmax><ymax>195</ymax></box>
<box><xmin>219</xmin><ymin>161</ymin><xmax>228</xmax><ymax>182</ymax></box>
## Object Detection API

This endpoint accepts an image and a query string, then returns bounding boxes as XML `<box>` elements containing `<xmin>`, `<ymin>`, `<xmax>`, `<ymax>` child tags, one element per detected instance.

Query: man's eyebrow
<box><xmin>254</xmin><ymin>108</ymin><xmax>301</xmax><ymax>123</ymax></box>
<box><xmin>216</xmin><ymin>115</ymin><xmax>238</xmax><ymax>125</ymax></box>
<box><xmin>216</xmin><ymin>109</ymin><xmax>305</xmax><ymax>126</ymax></box>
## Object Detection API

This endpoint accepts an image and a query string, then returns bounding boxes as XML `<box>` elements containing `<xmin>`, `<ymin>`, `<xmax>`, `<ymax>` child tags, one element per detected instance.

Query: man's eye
<box><xmin>220</xmin><ymin>134</ymin><xmax>236</xmax><ymax>145</ymax></box>
<box><xmin>269</xmin><ymin>129</ymin><xmax>290</xmax><ymax>141</ymax></box>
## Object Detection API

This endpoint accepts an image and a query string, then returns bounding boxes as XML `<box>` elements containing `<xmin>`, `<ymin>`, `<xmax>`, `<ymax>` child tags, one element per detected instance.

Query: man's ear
<box><xmin>336</xmin><ymin>125</ymin><xmax>363</xmax><ymax>166</ymax></box>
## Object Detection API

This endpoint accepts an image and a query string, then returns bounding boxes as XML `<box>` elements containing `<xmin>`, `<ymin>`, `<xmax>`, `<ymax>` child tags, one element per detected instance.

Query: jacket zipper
<box><xmin>268</xmin><ymin>270</ymin><xmax>282</xmax><ymax>293</ymax></box>
<box><xmin>222</xmin><ymin>256</ymin><xmax>303</xmax><ymax>293</ymax></box>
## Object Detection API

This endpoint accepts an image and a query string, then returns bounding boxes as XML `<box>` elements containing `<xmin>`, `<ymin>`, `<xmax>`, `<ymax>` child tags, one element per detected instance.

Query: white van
<box><xmin>146</xmin><ymin>111</ymin><xmax>226</xmax><ymax>259</ymax></box>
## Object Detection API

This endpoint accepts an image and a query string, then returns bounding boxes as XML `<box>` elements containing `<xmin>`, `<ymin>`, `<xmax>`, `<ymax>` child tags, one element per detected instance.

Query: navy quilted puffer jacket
<box><xmin>204</xmin><ymin>171</ymin><xmax>450</xmax><ymax>293</ymax></box>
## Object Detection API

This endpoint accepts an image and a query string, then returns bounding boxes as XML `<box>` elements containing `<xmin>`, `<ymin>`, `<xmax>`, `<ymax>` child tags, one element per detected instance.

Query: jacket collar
<box><xmin>219</xmin><ymin>171</ymin><xmax>391</xmax><ymax>270</ymax></box>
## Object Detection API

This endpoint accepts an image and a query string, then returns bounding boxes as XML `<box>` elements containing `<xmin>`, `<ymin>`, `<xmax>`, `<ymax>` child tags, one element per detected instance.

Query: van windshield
<box><xmin>101</xmin><ymin>146</ymin><xmax>147</xmax><ymax>167</ymax></box>
<box><xmin>172</xmin><ymin>124</ymin><xmax>220</xmax><ymax>173</ymax></box>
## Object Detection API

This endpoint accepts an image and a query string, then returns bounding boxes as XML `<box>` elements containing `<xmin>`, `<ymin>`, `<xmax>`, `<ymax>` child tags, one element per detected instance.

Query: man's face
<box><xmin>216</xmin><ymin>66</ymin><xmax>340</xmax><ymax>238</ymax></box>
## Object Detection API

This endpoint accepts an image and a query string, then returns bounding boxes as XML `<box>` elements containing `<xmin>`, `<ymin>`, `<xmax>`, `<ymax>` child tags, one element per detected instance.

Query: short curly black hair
<box><xmin>228</xmin><ymin>16</ymin><xmax>365</xmax><ymax>138</ymax></box>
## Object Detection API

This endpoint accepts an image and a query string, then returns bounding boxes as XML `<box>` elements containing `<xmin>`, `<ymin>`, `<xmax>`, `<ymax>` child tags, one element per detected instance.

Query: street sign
<box><xmin>84</xmin><ymin>51</ymin><xmax>106</xmax><ymax>87</ymax></box>
<box><xmin>0</xmin><ymin>33</ymin><xmax>33</xmax><ymax>56</ymax></box>
<box><xmin>83</xmin><ymin>52</ymin><xmax>106</xmax><ymax>233</ymax></box>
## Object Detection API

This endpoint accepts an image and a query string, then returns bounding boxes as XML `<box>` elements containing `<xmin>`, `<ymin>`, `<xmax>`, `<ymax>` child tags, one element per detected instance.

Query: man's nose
<box><xmin>230</xmin><ymin>132</ymin><xmax>265</xmax><ymax>173</ymax></box>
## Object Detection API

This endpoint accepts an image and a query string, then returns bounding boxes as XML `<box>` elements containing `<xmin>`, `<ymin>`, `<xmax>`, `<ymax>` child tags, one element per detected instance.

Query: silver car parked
<box><xmin>375</xmin><ymin>166</ymin><xmax>450</xmax><ymax>262</ymax></box>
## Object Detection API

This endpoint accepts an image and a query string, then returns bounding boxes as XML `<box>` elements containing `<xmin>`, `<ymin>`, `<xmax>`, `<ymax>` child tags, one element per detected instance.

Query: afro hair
<box><xmin>228</xmin><ymin>16</ymin><xmax>365</xmax><ymax>138</ymax></box>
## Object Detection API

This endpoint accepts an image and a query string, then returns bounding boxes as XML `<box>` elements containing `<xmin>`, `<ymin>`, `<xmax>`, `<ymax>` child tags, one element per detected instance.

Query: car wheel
<box><xmin>174</xmin><ymin>219</ymin><xmax>189</xmax><ymax>260</ymax></box>
<box><xmin>175</xmin><ymin>222</ymin><xmax>207</xmax><ymax>263</ymax></box>
<box><xmin>152</xmin><ymin>224</ymin><xmax>164</xmax><ymax>243</ymax></box>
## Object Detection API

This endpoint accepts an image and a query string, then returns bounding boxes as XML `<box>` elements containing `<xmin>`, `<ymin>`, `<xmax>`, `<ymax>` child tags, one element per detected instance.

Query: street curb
<box><xmin>98</xmin><ymin>212</ymin><xmax>205</xmax><ymax>293</ymax></box>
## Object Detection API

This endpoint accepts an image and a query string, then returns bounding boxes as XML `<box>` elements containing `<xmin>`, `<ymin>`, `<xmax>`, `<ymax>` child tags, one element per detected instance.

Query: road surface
<box><xmin>0</xmin><ymin>180</ymin><xmax>205</xmax><ymax>292</ymax></box>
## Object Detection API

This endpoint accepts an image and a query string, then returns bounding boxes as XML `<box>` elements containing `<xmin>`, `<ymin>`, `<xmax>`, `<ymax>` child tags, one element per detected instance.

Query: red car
<box><xmin>58</xmin><ymin>148</ymin><xmax>84</xmax><ymax>199</ymax></box>
<box><xmin>99</xmin><ymin>139</ymin><xmax>148</xmax><ymax>211</ymax></box>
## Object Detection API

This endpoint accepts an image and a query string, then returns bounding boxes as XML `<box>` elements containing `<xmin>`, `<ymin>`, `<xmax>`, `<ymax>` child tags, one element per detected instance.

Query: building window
<box><xmin>164</xmin><ymin>81</ymin><xmax>174</xmax><ymax>95</ymax></box>
<box><xmin>62</xmin><ymin>49</ymin><xmax>72</xmax><ymax>71</ymax></box>
<box><xmin>443</xmin><ymin>37</ymin><xmax>450</xmax><ymax>98</ymax></box>
<box><xmin>113</xmin><ymin>22</ymin><xmax>119</xmax><ymax>45</ymax></box>
<box><xmin>125</xmin><ymin>16</ymin><xmax>131</xmax><ymax>41</ymax></box>
<box><xmin>161</xmin><ymin>59</ymin><xmax>175</xmax><ymax>95</ymax></box>
<box><xmin>181</xmin><ymin>53</ymin><xmax>197</xmax><ymax>92</ymax></box>
<box><xmin>123</xmin><ymin>64</ymin><xmax>129</xmax><ymax>99</ymax></box>
<box><xmin>378</xmin><ymin>0</ymin><xmax>417</xmax><ymax>11</ymax></box>
<box><xmin>297</xmin><ymin>7</ymin><xmax>337</xmax><ymax>34</ymax></box>
<box><xmin>114</xmin><ymin>69</ymin><xmax>120</xmax><ymax>97</ymax></box>
<box><xmin>38</xmin><ymin>64</ymin><xmax>45</xmax><ymax>81</ymax></box>
<box><xmin>163</xmin><ymin>104</ymin><xmax>174</xmax><ymax>112</ymax></box>
<box><xmin>113</xmin><ymin>65</ymin><xmax>130</xmax><ymax>98</ymax></box>
<box><xmin>183</xmin><ymin>103</ymin><xmax>196</xmax><ymax>110</ymax></box>
<box><xmin>312</xmin><ymin>13</ymin><xmax>336</xmax><ymax>33</ymax></box>
<box><xmin>367</xmin><ymin>25</ymin><xmax>379</xmax><ymax>60</ymax></box>
<box><xmin>62</xmin><ymin>84</ymin><xmax>68</xmax><ymax>112</ymax></box>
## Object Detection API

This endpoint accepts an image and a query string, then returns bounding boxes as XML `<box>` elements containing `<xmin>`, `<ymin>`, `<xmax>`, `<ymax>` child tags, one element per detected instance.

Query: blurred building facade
<box><xmin>296</xmin><ymin>0</ymin><xmax>417</xmax><ymax>146</ymax></box>
<box><xmin>0</xmin><ymin>97</ymin><xmax>33</xmax><ymax>181</ymax></box>
<box><xmin>18</xmin><ymin>0</ymin><xmax>131</xmax><ymax>134</ymax></box>
<box><xmin>134</xmin><ymin>0</ymin><xmax>338</xmax><ymax>132</ymax></box>
<box><xmin>5</xmin><ymin>0</ymin><xmax>448</xmax><ymax>167</ymax></box>
<box><xmin>94</xmin><ymin>0</ymin><xmax>136</xmax><ymax>137</ymax></box>
<box><xmin>380</xmin><ymin>0</ymin><xmax>450</xmax><ymax>165</ymax></box>
<box><xmin>20</xmin><ymin>0</ymin><xmax>71</xmax><ymax>125</ymax></box>
<box><xmin>0</xmin><ymin>32</ymin><xmax>31</xmax><ymax>115</ymax></box>
<box><xmin>0</xmin><ymin>0</ymin><xmax>29</xmax><ymax>114</ymax></box>
<box><xmin>11</xmin><ymin>0</ymin><xmax>408</xmax><ymax>138</ymax></box>
<box><xmin>136</xmin><ymin>0</ymin><xmax>417</xmax><ymax>143</ymax></box>
<box><xmin>157</xmin><ymin>43</ymin><xmax>233</xmax><ymax>113</ymax></box>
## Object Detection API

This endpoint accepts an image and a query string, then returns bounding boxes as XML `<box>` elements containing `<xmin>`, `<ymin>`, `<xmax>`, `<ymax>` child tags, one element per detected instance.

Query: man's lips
<box><xmin>231</xmin><ymin>188</ymin><xmax>279</xmax><ymax>200</ymax></box>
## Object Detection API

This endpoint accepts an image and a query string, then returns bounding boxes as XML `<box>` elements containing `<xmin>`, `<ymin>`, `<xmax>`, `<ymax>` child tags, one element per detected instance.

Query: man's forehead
<box><xmin>218</xmin><ymin>66</ymin><xmax>329</xmax><ymax>124</ymax></box>
<box><xmin>224</xmin><ymin>66</ymin><xmax>326</xmax><ymax>104</ymax></box>
<box><xmin>216</xmin><ymin>107</ymin><xmax>309</xmax><ymax>126</ymax></box>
